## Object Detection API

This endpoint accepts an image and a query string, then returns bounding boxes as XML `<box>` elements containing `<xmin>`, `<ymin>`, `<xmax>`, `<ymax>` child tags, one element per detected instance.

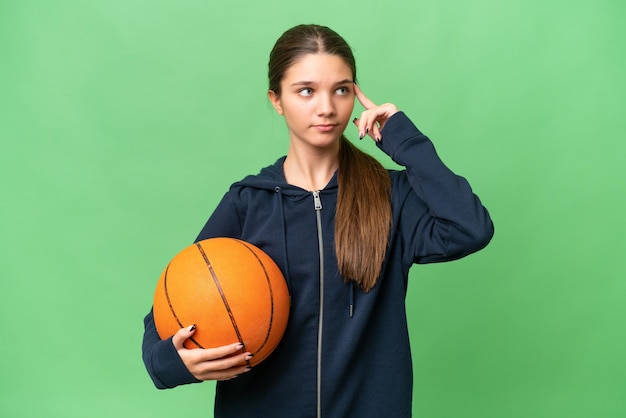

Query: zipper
<box><xmin>312</xmin><ymin>190</ymin><xmax>324</xmax><ymax>418</ymax></box>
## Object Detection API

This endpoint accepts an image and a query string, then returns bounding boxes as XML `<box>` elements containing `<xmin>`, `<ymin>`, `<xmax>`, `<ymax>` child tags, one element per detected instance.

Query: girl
<box><xmin>142</xmin><ymin>24</ymin><xmax>493</xmax><ymax>418</ymax></box>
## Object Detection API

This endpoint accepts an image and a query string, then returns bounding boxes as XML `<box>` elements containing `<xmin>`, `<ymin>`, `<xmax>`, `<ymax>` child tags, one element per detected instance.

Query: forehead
<box><xmin>282</xmin><ymin>53</ymin><xmax>354</xmax><ymax>83</ymax></box>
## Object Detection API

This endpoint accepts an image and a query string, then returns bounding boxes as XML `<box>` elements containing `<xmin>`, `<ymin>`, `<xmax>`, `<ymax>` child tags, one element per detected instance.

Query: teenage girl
<box><xmin>143</xmin><ymin>23</ymin><xmax>494</xmax><ymax>418</ymax></box>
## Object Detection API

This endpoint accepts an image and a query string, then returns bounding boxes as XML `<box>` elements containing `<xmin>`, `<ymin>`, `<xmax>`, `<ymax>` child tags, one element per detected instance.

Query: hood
<box><xmin>232</xmin><ymin>156</ymin><xmax>339</xmax><ymax>196</ymax></box>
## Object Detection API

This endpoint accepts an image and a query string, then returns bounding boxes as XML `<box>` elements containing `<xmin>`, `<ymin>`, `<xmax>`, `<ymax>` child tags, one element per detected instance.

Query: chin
<box><xmin>310</xmin><ymin>134</ymin><xmax>342</xmax><ymax>148</ymax></box>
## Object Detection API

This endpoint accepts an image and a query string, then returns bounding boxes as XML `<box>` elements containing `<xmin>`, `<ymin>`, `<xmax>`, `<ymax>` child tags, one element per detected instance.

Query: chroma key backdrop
<box><xmin>1</xmin><ymin>1</ymin><xmax>624</xmax><ymax>417</ymax></box>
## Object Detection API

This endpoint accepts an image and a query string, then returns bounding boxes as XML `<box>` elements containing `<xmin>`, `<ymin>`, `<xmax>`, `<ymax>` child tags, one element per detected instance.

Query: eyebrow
<box><xmin>290</xmin><ymin>79</ymin><xmax>354</xmax><ymax>87</ymax></box>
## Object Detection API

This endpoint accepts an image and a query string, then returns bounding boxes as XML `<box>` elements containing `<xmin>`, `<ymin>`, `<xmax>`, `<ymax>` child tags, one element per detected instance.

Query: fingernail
<box><xmin>189</xmin><ymin>324</ymin><xmax>196</xmax><ymax>332</ymax></box>
<box><xmin>236</xmin><ymin>343</ymin><xmax>244</xmax><ymax>350</ymax></box>
<box><xmin>352</xmin><ymin>117</ymin><xmax>357</xmax><ymax>123</ymax></box>
<box><xmin>244</xmin><ymin>367</ymin><xmax>252</xmax><ymax>372</ymax></box>
<box><xmin>359</xmin><ymin>132</ymin><xmax>364</xmax><ymax>139</ymax></box>
<box><xmin>245</xmin><ymin>353</ymin><xmax>254</xmax><ymax>360</ymax></box>
<box><xmin>366</xmin><ymin>128</ymin><xmax>369</xmax><ymax>134</ymax></box>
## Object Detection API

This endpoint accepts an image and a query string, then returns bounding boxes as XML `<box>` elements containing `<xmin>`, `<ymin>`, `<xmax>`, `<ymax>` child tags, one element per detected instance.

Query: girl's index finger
<box><xmin>353</xmin><ymin>83</ymin><xmax>376</xmax><ymax>109</ymax></box>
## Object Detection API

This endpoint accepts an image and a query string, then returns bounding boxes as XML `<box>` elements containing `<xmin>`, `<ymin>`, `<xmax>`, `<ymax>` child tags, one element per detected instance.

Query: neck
<box><xmin>283</xmin><ymin>141</ymin><xmax>340</xmax><ymax>191</ymax></box>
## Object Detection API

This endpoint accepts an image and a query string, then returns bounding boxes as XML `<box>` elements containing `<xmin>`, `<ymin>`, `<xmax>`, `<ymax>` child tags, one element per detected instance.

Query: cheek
<box><xmin>282</xmin><ymin>101</ymin><xmax>311</xmax><ymax>127</ymax></box>
<box><xmin>283</xmin><ymin>97</ymin><xmax>310</xmax><ymax>115</ymax></box>
<box><xmin>339</xmin><ymin>99</ymin><xmax>355</xmax><ymax>118</ymax></box>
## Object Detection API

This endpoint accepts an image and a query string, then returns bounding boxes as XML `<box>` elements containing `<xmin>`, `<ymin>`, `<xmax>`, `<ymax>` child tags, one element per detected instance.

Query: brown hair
<box><xmin>268</xmin><ymin>24</ymin><xmax>391</xmax><ymax>292</ymax></box>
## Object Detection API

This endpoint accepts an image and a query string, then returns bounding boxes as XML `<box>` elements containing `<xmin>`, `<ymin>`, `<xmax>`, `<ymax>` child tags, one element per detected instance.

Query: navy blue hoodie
<box><xmin>142</xmin><ymin>112</ymin><xmax>494</xmax><ymax>417</ymax></box>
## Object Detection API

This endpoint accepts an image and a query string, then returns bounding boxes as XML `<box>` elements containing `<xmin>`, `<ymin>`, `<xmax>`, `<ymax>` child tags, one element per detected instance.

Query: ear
<box><xmin>268</xmin><ymin>90</ymin><xmax>284</xmax><ymax>115</ymax></box>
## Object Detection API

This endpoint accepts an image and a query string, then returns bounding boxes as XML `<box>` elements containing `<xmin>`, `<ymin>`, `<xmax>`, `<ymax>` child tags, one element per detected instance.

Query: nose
<box><xmin>316</xmin><ymin>93</ymin><xmax>336</xmax><ymax>117</ymax></box>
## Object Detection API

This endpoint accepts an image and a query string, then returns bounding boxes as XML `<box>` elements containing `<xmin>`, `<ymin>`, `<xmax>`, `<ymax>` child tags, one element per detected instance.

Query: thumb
<box><xmin>172</xmin><ymin>324</ymin><xmax>196</xmax><ymax>350</ymax></box>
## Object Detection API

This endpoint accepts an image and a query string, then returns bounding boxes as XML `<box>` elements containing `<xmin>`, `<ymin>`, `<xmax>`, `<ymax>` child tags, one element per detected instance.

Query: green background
<box><xmin>1</xmin><ymin>0</ymin><xmax>624</xmax><ymax>417</ymax></box>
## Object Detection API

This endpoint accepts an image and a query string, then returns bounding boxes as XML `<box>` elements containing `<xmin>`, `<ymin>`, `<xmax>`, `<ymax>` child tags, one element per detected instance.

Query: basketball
<box><xmin>153</xmin><ymin>237</ymin><xmax>290</xmax><ymax>367</ymax></box>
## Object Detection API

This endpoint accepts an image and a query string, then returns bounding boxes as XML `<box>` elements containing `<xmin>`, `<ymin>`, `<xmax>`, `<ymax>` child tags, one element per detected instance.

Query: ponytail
<box><xmin>335</xmin><ymin>136</ymin><xmax>392</xmax><ymax>292</ymax></box>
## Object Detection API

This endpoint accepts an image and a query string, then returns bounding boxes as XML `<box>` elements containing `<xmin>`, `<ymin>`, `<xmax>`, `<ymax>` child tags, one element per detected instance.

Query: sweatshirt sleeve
<box><xmin>377</xmin><ymin>111</ymin><xmax>494</xmax><ymax>265</ymax></box>
<box><xmin>141</xmin><ymin>308</ymin><xmax>202</xmax><ymax>389</ymax></box>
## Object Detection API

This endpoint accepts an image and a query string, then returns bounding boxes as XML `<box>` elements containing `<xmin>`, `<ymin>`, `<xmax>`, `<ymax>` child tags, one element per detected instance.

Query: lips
<box><xmin>313</xmin><ymin>124</ymin><xmax>337</xmax><ymax>132</ymax></box>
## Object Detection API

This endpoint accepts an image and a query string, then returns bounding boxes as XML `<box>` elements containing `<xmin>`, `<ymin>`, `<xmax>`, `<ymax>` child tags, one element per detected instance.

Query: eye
<box><xmin>298</xmin><ymin>88</ymin><xmax>313</xmax><ymax>97</ymax></box>
<box><xmin>336</xmin><ymin>87</ymin><xmax>349</xmax><ymax>96</ymax></box>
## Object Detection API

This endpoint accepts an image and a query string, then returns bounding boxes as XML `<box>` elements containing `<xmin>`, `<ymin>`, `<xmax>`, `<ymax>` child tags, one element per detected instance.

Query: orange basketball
<box><xmin>153</xmin><ymin>237</ymin><xmax>290</xmax><ymax>367</ymax></box>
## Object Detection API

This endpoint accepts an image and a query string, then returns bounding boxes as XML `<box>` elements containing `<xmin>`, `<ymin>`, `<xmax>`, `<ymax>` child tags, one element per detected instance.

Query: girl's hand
<box><xmin>352</xmin><ymin>83</ymin><xmax>399</xmax><ymax>142</ymax></box>
<box><xmin>172</xmin><ymin>325</ymin><xmax>253</xmax><ymax>381</ymax></box>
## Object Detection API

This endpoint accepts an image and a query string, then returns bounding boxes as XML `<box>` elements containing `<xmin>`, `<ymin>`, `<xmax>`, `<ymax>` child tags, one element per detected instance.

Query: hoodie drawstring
<box><xmin>349</xmin><ymin>282</ymin><xmax>355</xmax><ymax>318</ymax></box>
<box><xmin>274</xmin><ymin>186</ymin><xmax>292</xmax><ymax>290</ymax></box>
